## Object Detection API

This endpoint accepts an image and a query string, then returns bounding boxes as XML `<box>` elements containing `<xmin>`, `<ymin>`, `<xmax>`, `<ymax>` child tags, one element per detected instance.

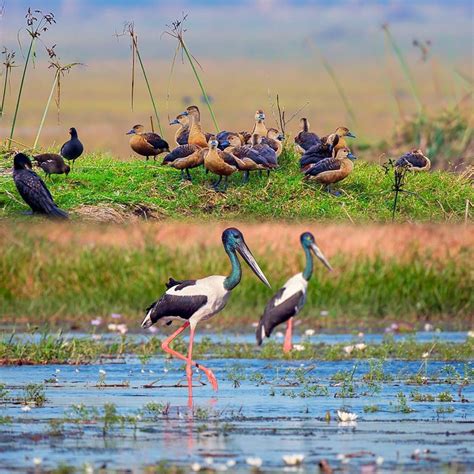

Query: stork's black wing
<box><xmin>256</xmin><ymin>288</ymin><xmax>304</xmax><ymax>345</ymax></box>
<box><xmin>145</xmin><ymin>293</ymin><xmax>208</xmax><ymax>322</ymax></box>
<box><xmin>13</xmin><ymin>169</ymin><xmax>68</xmax><ymax>218</ymax></box>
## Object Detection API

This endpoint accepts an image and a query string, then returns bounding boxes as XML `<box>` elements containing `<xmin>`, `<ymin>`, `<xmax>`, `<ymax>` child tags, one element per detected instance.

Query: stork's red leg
<box><xmin>161</xmin><ymin>322</ymin><xmax>218</xmax><ymax>392</ymax></box>
<box><xmin>283</xmin><ymin>317</ymin><xmax>293</xmax><ymax>353</ymax></box>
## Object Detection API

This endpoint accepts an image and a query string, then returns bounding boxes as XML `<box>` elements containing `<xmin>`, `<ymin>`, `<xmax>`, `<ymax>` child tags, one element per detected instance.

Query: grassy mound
<box><xmin>0</xmin><ymin>148</ymin><xmax>472</xmax><ymax>221</ymax></box>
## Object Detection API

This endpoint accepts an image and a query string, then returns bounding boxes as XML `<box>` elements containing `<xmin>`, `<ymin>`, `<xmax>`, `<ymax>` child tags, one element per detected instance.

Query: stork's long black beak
<box><xmin>310</xmin><ymin>243</ymin><xmax>332</xmax><ymax>271</ymax></box>
<box><xmin>237</xmin><ymin>241</ymin><xmax>271</xmax><ymax>288</ymax></box>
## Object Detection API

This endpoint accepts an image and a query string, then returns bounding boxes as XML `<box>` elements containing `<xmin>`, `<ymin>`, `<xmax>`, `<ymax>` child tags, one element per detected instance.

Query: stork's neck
<box><xmin>302</xmin><ymin>246</ymin><xmax>313</xmax><ymax>281</ymax></box>
<box><xmin>224</xmin><ymin>248</ymin><xmax>241</xmax><ymax>291</ymax></box>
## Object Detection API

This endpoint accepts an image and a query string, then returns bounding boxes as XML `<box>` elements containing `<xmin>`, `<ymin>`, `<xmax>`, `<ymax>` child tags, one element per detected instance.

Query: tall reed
<box><xmin>382</xmin><ymin>24</ymin><xmax>423</xmax><ymax>116</ymax></box>
<box><xmin>165</xmin><ymin>15</ymin><xmax>220</xmax><ymax>132</ymax></box>
<box><xmin>118</xmin><ymin>23</ymin><xmax>164</xmax><ymax>137</ymax></box>
<box><xmin>7</xmin><ymin>9</ymin><xmax>55</xmax><ymax>150</ymax></box>
<box><xmin>1</xmin><ymin>48</ymin><xmax>16</xmax><ymax>118</ymax></box>
<box><xmin>33</xmin><ymin>47</ymin><xmax>81</xmax><ymax>149</ymax></box>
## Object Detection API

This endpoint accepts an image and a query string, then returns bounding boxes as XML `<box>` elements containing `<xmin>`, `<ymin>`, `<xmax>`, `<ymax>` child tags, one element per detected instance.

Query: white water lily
<box><xmin>282</xmin><ymin>454</ymin><xmax>305</xmax><ymax>466</ymax></box>
<box><xmin>376</xmin><ymin>456</ymin><xmax>384</xmax><ymax>466</ymax></box>
<box><xmin>422</xmin><ymin>352</ymin><xmax>430</xmax><ymax>358</ymax></box>
<box><xmin>337</xmin><ymin>410</ymin><xmax>358</xmax><ymax>422</ymax></box>
<box><xmin>293</xmin><ymin>344</ymin><xmax>305</xmax><ymax>352</ymax></box>
<box><xmin>99</xmin><ymin>369</ymin><xmax>106</xmax><ymax>375</ymax></box>
<box><xmin>246</xmin><ymin>457</ymin><xmax>263</xmax><ymax>468</ymax></box>
<box><xmin>21</xmin><ymin>405</ymin><xmax>31</xmax><ymax>412</ymax></box>
<box><xmin>84</xmin><ymin>463</ymin><xmax>94</xmax><ymax>474</ymax></box>
<box><xmin>467</xmin><ymin>330</ymin><xmax>474</xmax><ymax>338</ymax></box>
<box><xmin>190</xmin><ymin>462</ymin><xmax>201</xmax><ymax>472</ymax></box>
<box><xmin>355</xmin><ymin>343</ymin><xmax>367</xmax><ymax>351</ymax></box>
<box><xmin>343</xmin><ymin>345</ymin><xmax>354</xmax><ymax>354</ymax></box>
<box><xmin>117</xmin><ymin>323</ymin><xmax>128</xmax><ymax>335</ymax></box>
<box><xmin>305</xmin><ymin>329</ymin><xmax>315</xmax><ymax>336</ymax></box>
<box><xmin>357</xmin><ymin>332</ymin><xmax>364</xmax><ymax>338</ymax></box>
<box><xmin>33</xmin><ymin>457</ymin><xmax>42</xmax><ymax>466</ymax></box>
<box><xmin>424</xmin><ymin>323</ymin><xmax>434</xmax><ymax>332</ymax></box>
<box><xmin>107</xmin><ymin>323</ymin><xmax>118</xmax><ymax>331</ymax></box>
<box><xmin>91</xmin><ymin>317</ymin><xmax>102</xmax><ymax>326</ymax></box>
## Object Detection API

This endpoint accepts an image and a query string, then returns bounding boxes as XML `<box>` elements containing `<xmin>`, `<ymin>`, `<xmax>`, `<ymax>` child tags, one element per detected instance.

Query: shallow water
<box><xmin>0</xmin><ymin>353</ymin><xmax>473</xmax><ymax>473</ymax></box>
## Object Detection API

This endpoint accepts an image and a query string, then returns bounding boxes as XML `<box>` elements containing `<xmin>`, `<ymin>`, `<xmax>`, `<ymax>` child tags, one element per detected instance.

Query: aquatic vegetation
<box><xmin>23</xmin><ymin>383</ymin><xmax>46</xmax><ymax>407</ymax></box>
<box><xmin>394</xmin><ymin>391</ymin><xmax>415</xmax><ymax>413</ymax></box>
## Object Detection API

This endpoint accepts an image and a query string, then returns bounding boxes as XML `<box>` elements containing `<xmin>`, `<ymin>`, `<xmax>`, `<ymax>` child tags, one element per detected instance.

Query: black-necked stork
<box><xmin>256</xmin><ymin>232</ymin><xmax>331</xmax><ymax>353</ymax></box>
<box><xmin>141</xmin><ymin>228</ymin><xmax>270</xmax><ymax>403</ymax></box>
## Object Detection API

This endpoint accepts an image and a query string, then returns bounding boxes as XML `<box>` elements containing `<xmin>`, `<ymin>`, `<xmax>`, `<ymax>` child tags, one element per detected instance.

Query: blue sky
<box><xmin>1</xmin><ymin>1</ymin><xmax>472</xmax><ymax>62</ymax></box>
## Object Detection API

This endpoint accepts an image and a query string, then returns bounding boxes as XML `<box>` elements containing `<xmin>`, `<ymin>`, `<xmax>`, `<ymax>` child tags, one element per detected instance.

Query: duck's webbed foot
<box><xmin>324</xmin><ymin>185</ymin><xmax>341</xmax><ymax>197</ymax></box>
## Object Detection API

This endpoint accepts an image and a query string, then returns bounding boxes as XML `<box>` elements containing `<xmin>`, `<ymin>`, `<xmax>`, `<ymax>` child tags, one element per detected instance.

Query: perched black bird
<box><xmin>61</xmin><ymin>127</ymin><xmax>83</xmax><ymax>168</ymax></box>
<box><xmin>34</xmin><ymin>153</ymin><xmax>70</xmax><ymax>178</ymax></box>
<box><xmin>13</xmin><ymin>153</ymin><xmax>68</xmax><ymax>219</ymax></box>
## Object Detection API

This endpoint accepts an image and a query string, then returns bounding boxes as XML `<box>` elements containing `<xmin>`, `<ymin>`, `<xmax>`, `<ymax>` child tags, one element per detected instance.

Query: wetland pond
<box><xmin>0</xmin><ymin>331</ymin><xmax>472</xmax><ymax>473</ymax></box>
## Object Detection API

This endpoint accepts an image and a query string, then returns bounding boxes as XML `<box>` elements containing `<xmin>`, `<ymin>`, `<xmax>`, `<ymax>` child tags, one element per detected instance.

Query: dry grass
<box><xmin>2</xmin><ymin>221</ymin><xmax>472</xmax><ymax>261</ymax></box>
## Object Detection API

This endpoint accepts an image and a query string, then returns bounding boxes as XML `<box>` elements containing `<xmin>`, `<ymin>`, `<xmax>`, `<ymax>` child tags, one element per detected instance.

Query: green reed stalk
<box><xmin>320</xmin><ymin>55</ymin><xmax>358</xmax><ymax>127</ymax></box>
<box><xmin>132</xmin><ymin>37</ymin><xmax>163</xmax><ymax>137</ymax></box>
<box><xmin>0</xmin><ymin>65</ymin><xmax>10</xmax><ymax>117</ymax></box>
<box><xmin>7</xmin><ymin>38</ymin><xmax>35</xmax><ymax>149</ymax></box>
<box><xmin>180</xmin><ymin>39</ymin><xmax>219</xmax><ymax>132</ymax></box>
<box><xmin>383</xmin><ymin>26</ymin><xmax>423</xmax><ymax>115</ymax></box>
<box><xmin>33</xmin><ymin>70</ymin><xmax>59</xmax><ymax>149</ymax></box>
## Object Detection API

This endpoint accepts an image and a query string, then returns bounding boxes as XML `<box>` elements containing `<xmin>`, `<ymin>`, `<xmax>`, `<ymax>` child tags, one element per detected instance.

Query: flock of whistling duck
<box><xmin>11</xmin><ymin>105</ymin><xmax>431</xmax><ymax>218</ymax></box>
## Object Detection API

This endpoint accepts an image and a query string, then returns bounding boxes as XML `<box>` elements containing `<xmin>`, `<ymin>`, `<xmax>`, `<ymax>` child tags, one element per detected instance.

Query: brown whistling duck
<box><xmin>162</xmin><ymin>144</ymin><xmax>207</xmax><ymax>181</ymax></box>
<box><xmin>180</xmin><ymin>106</ymin><xmax>209</xmax><ymax>148</ymax></box>
<box><xmin>249</xmin><ymin>134</ymin><xmax>278</xmax><ymax>173</ymax></box>
<box><xmin>169</xmin><ymin>114</ymin><xmax>190</xmax><ymax>146</ymax></box>
<box><xmin>204</xmin><ymin>136</ymin><xmax>241</xmax><ymax>192</ymax></box>
<box><xmin>304</xmin><ymin>147</ymin><xmax>356</xmax><ymax>196</ymax></box>
<box><xmin>300</xmin><ymin>134</ymin><xmax>340</xmax><ymax>169</ymax></box>
<box><xmin>251</xmin><ymin>110</ymin><xmax>268</xmax><ymax>137</ymax></box>
<box><xmin>263</xmin><ymin>128</ymin><xmax>284</xmax><ymax>157</ymax></box>
<box><xmin>395</xmin><ymin>149</ymin><xmax>431</xmax><ymax>171</ymax></box>
<box><xmin>295</xmin><ymin>118</ymin><xmax>320</xmax><ymax>154</ymax></box>
<box><xmin>34</xmin><ymin>153</ymin><xmax>70</xmax><ymax>178</ymax></box>
<box><xmin>224</xmin><ymin>133</ymin><xmax>267</xmax><ymax>184</ymax></box>
<box><xmin>127</xmin><ymin>125</ymin><xmax>170</xmax><ymax>161</ymax></box>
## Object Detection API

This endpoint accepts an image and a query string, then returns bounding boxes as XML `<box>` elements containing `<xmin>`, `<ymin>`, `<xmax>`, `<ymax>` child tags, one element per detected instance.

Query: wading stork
<box><xmin>141</xmin><ymin>228</ymin><xmax>270</xmax><ymax>404</ymax></box>
<box><xmin>256</xmin><ymin>232</ymin><xmax>332</xmax><ymax>352</ymax></box>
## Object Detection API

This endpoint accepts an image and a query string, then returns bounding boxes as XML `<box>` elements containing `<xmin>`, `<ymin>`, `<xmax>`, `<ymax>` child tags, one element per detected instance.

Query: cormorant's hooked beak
<box><xmin>347</xmin><ymin>152</ymin><xmax>357</xmax><ymax>160</ymax></box>
<box><xmin>126</xmin><ymin>129</ymin><xmax>135</xmax><ymax>135</ymax></box>
<box><xmin>346</xmin><ymin>131</ymin><xmax>356</xmax><ymax>138</ymax></box>
<box><xmin>310</xmin><ymin>243</ymin><xmax>332</xmax><ymax>271</ymax></box>
<box><xmin>237</xmin><ymin>241</ymin><xmax>271</xmax><ymax>288</ymax></box>
<box><xmin>169</xmin><ymin>118</ymin><xmax>179</xmax><ymax>125</ymax></box>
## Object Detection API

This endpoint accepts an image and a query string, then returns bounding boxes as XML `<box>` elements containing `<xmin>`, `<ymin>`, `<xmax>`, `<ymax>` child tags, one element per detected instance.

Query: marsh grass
<box><xmin>0</xmin><ymin>334</ymin><xmax>472</xmax><ymax>365</ymax></box>
<box><xmin>0</xmin><ymin>147</ymin><xmax>471</xmax><ymax>221</ymax></box>
<box><xmin>0</xmin><ymin>48</ymin><xmax>16</xmax><ymax>118</ymax></box>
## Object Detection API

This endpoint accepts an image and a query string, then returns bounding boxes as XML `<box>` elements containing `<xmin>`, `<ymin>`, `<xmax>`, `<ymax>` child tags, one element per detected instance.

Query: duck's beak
<box><xmin>126</xmin><ymin>129</ymin><xmax>135</xmax><ymax>135</ymax></box>
<box><xmin>310</xmin><ymin>243</ymin><xmax>332</xmax><ymax>271</ymax></box>
<box><xmin>347</xmin><ymin>152</ymin><xmax>357</xmax><ymax>160</ymax></box>
<box><xmin>277</xmin><ymin>133</ymin><xmax>284</xmax><ymax>141</ymax></box>
<box><xmin>169</xmin><ymin>118</ymin><xmax>179</xmax><ymax>125</ymax></box>
<box><xmin>237</xmin><ymin>241</ymin><xmax>271</xmax><ymax>288</ymax></box>
<box><xmin>180</xmin><ymin>111</ymin><xmax>189</xmax><ymax>116</ymax></box>
<box><xmin>346</xmin><ymin>131</ymin><xmax>356</xmax><ymax>138</ymax></box>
